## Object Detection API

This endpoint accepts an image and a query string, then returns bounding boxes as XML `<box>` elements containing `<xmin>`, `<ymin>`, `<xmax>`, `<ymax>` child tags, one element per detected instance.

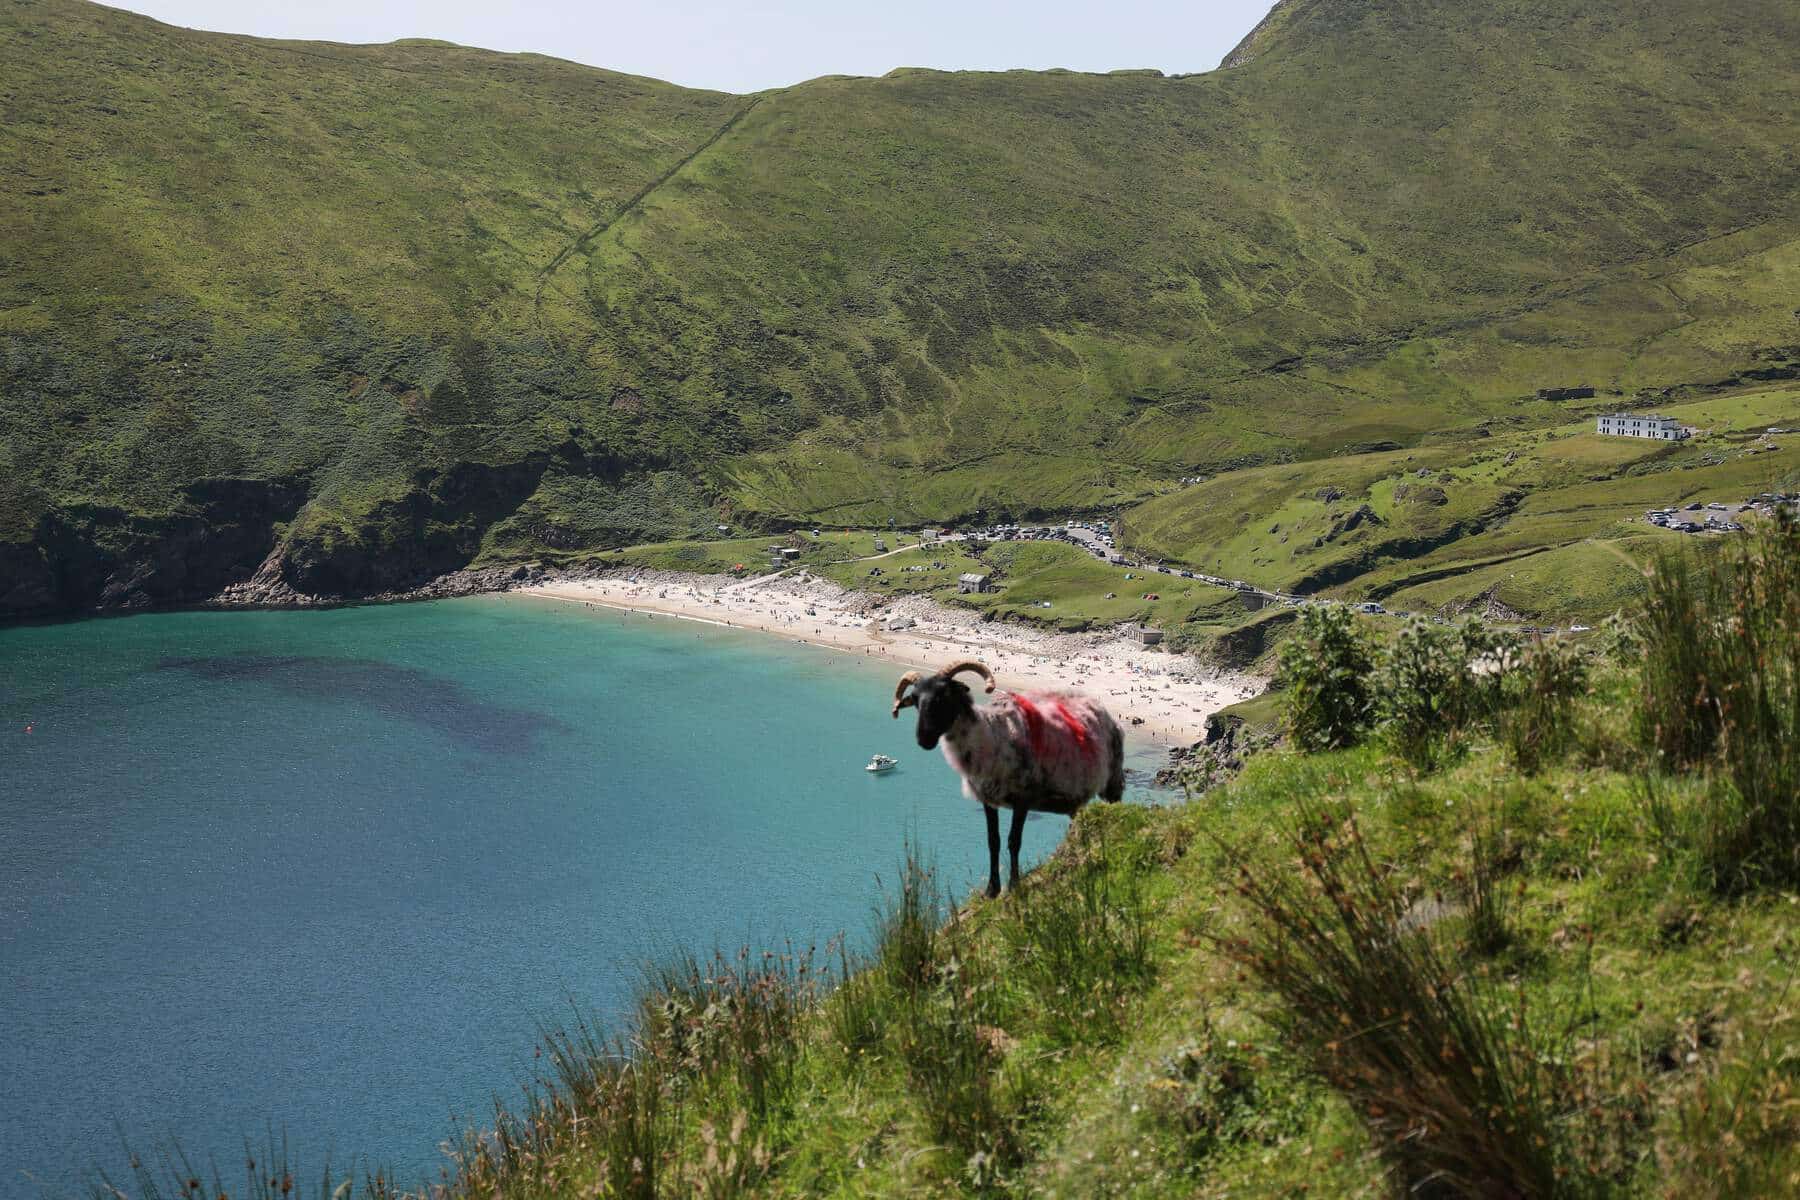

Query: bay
<box><xmin>0</xmin><ymin>596</ymin><xmax>1160</xmax><ymax>1197</ymax></box>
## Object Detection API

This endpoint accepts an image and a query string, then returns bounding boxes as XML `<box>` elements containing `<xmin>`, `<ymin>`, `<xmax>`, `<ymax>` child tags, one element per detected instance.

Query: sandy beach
<box><xmin>521</xmin><ymin>569</ymin><xmax>1265</xmax><ymax>746</ymax></box>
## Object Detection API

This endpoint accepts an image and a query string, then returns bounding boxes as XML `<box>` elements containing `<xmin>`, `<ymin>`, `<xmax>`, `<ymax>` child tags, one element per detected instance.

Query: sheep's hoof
<box><xmin>985</xmin><ymin>881</ymin><xmax>1001</xmax><ymax>900</ymax></box>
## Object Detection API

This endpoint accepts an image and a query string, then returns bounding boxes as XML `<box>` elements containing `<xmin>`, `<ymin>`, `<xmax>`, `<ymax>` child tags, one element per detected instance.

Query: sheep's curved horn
<box><xmin>940</xmin><ymin>660</ymin><xmax>996</xmax><ymax>693</ymax></box>
<box><xmin>891</xmin><ymin>671</ymin><xmax>923</xmax><ymax>717</ymax></box>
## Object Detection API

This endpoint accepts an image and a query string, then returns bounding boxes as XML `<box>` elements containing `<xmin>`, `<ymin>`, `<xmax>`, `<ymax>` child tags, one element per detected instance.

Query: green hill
<box><xmin>3</xmin><ymin>0</ymin><xmax>1799</xmax><ymax>616</ymax></box>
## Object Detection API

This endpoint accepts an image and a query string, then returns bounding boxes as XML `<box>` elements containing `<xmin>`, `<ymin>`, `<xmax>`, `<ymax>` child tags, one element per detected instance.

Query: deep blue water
<box><xmin>0</xmin><ymin>596</ymin><xmax>1160</xmax><ymax>1198</ymax></box>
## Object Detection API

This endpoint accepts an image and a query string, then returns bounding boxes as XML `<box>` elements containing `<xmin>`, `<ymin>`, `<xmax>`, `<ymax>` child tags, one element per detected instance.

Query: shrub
<box><xmin>1375</xmin><ymin>617</ymin><xmax>1520</xmax><ymax>770</ymax></box>
<box><xmin>1375</xmin><ymin>618</ymin><xmax>1465</xmax><ymax>768</ymax></box>
<box><xmin>1218</xmin><ymin>797</ymin><xmax>1630</xmax><ymax>1197</ymax></box>
<box><xmin>1277</xmin><ymin>604</ymin><xmax>1377</xmax><ymax>751</ymax></box>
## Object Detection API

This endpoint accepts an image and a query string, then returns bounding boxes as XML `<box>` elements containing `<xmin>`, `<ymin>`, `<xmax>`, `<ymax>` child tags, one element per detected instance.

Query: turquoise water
<box><xmin>0</xmin><ymin>596</ymin><xmax>1160</xmax><ymax>1197</ymax></box>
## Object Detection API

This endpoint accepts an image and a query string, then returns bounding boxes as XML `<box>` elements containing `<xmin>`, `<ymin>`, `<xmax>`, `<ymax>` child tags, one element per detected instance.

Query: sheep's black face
<box><xmin>908</xmin><ymin>675</ymin><xmax>974</xmax><ymax>750</ymax></box>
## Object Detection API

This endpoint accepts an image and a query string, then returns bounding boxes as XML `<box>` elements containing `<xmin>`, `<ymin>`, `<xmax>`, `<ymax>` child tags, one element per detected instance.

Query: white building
<box><xmin>1596</xmin><ymin>413</ymin><xmax>1687</xmax><ymax>440</ymax></box>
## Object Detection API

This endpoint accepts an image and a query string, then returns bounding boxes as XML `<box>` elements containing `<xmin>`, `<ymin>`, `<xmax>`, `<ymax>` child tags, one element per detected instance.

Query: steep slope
<box><xmin>2</xmin><ymin>0</ymin><xmax>1798</xmax><ymax>616</ymax></box>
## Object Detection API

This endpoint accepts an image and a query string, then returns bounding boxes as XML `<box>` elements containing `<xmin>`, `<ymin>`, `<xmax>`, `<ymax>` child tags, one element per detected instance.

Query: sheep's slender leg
<box><xmin>1007</xmin><ymin>806</ymin><xmax>1027</xmax><ymax>891</ymax></box>
<box><xmin>984</xmin><ymin>804</ymin><xmax>1002</xmax><ymax>899</ymax></box>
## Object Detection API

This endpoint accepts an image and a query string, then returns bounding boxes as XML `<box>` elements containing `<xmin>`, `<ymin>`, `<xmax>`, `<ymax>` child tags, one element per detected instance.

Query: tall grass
<box><xmin>890</xmin><ymin>952</ymin><xmax>1028</xmax><ymax>1186</ymax></box>
<box><xmin>870</xmin><ymin>851</ymin><xmax>1030</xmax><ymax>1187</ymax></box>
<box><xmin>1636</xmin><ymin>510</ymin><xmax>1800</xmax><ymax>890</ymax></box>
<box><xmin>825</xmin><ymin>937</ymin><xmax>886</xmax><ymax>1060</ymax></box>
<box><xmin>1636</xmin><ymin>551</ymin><xmax>1725</xmax><ymax>769</ymax></box>
<box><xmin>636</xmin><ymin>945</ymin><xmax>816</xmax><ymax>1127</ymax></box>
<box><xmin>89</xmin><ymin>1137</ymin><xmax>392</xmax><ymax>1200</ymax></box>
<box><xmin>997</xmin><ymin>829</ymin><xmax>1154</xmax><ymax>1047</ymax></box>
<box><xmin>467</xmin><ymin>1016</ymin><xmax>666</xmax><ymax>1200</ymax></box>
<box><xmin>443</xmin><ymin>938</ymin><xmax>823</xmax><ymax>1200</ymax></box>
<box><xmin>1217</xmin><ymin>796</ymin><xmax>1630</xmax><ymax>1197</ymax></box>
<box><xmin>872</xmin><ymin>848</ymin><xmax>947</xmax><ymax>1001</ymax></box>
<box><xmin>1656</xmin><ymin>955</ymin><xmax>1800</xmax><ymax>1196</ymax></box>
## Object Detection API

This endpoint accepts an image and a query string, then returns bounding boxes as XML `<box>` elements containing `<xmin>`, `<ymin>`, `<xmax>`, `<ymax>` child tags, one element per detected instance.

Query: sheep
<box><xmin>892</xmin><ymin>660</ymin><xmax>1125</xmax><ymax>897</ymax></box>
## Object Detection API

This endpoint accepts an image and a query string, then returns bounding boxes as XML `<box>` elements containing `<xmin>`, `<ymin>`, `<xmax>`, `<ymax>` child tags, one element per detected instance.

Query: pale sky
<box><xmin>110</xmin><ymin>0</ymin><xmax>1280</xmax><ymax>94</ymax></box>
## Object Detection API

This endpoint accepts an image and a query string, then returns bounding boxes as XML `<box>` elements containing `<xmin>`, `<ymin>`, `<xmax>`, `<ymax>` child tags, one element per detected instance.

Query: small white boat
<box><xmin>865</xmin><ymin>754</ymin><xmax>898</xmax><ymax>774</ymax></box>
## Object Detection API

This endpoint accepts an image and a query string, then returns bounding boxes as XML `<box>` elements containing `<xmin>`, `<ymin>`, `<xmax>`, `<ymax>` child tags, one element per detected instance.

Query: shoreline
<box><xmin>519</xmin><ymin>569</ymin><xmax>1264</xmax><ymax>747</ymax></box>
<box><xmin>5</xmin><ymin>560</ymin><xmax>1269</xmax><ymax>747</ymax></box>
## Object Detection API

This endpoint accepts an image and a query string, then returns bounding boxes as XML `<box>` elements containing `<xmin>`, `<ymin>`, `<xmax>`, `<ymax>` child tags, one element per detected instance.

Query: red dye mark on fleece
<box><xmin>1012</xmin><ymin>694</ymin><xmax>1050</xmax><ymax>757</ymax></box>
<box><xmin>1052</xmin><ymin>700</ymin><xmax>1096</xmax><ymax>761</ymax></box>
<box><xmin>1010</xmin><ymin>695</ymin><xmax>1096</xmax><ymax>763</ymax></box>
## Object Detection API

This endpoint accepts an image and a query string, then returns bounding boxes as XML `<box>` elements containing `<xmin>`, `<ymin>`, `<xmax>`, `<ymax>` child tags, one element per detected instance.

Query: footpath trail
<box><xmin>533</xmin><ymin>96</ymin><xmax>765</xmax><ymax>332</ymax></box>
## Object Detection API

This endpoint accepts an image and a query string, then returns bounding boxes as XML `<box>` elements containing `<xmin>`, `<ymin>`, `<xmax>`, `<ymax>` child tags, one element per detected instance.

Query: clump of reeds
<box><xmin>1464</xmin><ymin>795</ymin><xmax>1532</xmax><ymax>962</ymax></box>
<box><xmin>1218</xmin><ymin>796</ymin><xmax>1629</xmax><ymax>1197</ymax></box>
<box><xmin>1635</xmin><ymin>509</ymin><xmax>1799</xmax><ymax>890</ymax></box>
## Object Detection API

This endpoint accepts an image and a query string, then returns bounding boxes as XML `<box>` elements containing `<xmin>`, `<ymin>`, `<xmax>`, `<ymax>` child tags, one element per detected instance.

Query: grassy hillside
<box><xmin>3</xmin><ymin>0</ymin><xmax>1800</xmax><ymax>617</ymax></box>
<box><xmin>1125</xmin><ymin>383</ymin><xmax>1800</xmax><ymax>618</ymax></box>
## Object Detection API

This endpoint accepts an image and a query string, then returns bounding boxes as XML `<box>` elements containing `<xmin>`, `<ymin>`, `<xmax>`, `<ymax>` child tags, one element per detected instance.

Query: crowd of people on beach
<box><xmin>525</xmin><ymin>568</ymin><xmax>1260</xmax><ymax>744</ymax></box>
